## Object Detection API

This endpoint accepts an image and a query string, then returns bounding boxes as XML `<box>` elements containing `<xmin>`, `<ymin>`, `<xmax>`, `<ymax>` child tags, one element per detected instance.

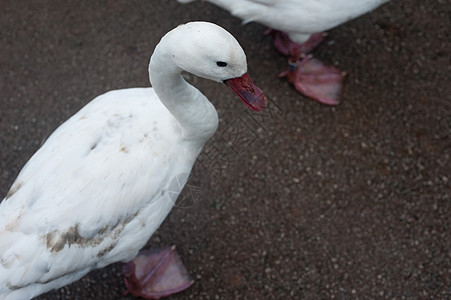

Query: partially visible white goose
<box><xmin>179</xmin><ymin>0</ymin><xmax>389</xmax><ymax>105</ymax></box>
<box><xmin>0</xmin><ymin>22</ymin><xmax>267</xmax><ymax>300</ymax></box>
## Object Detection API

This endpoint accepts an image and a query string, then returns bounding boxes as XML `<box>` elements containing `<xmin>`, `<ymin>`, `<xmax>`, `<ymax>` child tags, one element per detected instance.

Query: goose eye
<box><xmin>216</xmin><ymin>61</ymin><xmax>227</xmax><ymax>67</ymax></box>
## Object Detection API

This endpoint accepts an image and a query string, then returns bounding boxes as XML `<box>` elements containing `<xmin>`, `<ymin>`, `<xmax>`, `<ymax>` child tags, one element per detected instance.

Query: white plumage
<box><xmin>179</xmin><ymin>0</ymin><xmax>388</xmax><ymax>43</ymax></box>
<box><xmin>179</xmin><ymin>0</ymin><xmax>388</xmax><ymax>105</ymax></box>
<box><xmin>0</xmin><ymin>22</ymin><xmax>266</xmax><ymax>299</ymax></box>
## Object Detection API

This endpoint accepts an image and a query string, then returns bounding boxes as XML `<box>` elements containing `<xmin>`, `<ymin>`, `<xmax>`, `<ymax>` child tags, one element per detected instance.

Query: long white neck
<box><xmin>148</xmin><ymin>38</ymin><xmax>219</xmax><ymax>144</ymax></box>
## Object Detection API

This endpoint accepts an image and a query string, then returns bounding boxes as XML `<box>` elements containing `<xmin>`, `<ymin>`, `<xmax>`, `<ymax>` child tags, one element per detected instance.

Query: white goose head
<box><xmin>150</xmin><ymin>21</ymin><xmax>267</xmax><ymax>111</ymax></box>
<box><xmin>169</xmin><ymin>22</ymin><xmax>247</xmax><ymax>82</ymax></box>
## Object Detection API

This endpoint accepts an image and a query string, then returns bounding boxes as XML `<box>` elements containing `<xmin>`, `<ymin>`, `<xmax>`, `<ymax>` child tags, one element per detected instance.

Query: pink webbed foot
<box><xmin>265</xmin><ymin>29</ymin><xmax>298</xmax><ymax>58</ymax></box>
<box><xmin>298</xmin><ymin>32</ymin><xmax>328</xmax><ymax>54</ymax></box>
<box><xmin>279</xmin><ymin>56</ymin><xmax>346</xmax><ymax>105</ymax></box>
<box><xmin>123</xmin><ymin>246</ymin><xmax>194</xmax><ymax>299</ymax></box>
<box><xmin>265</xmin><ymin>30</ymin><xmax>326</xmax><ymax>60</ymax></box>
<box><xmin>266</xmin><ymin>29</ymin><xmax>345</xmax><ymax>104</ymax></box>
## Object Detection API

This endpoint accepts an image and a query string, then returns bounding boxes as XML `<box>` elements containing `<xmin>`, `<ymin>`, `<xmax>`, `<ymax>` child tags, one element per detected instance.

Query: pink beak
<box><xmin>224</xmin><ymin>72</ymin><xmax>268</xmax><ymax>111</ymax></box>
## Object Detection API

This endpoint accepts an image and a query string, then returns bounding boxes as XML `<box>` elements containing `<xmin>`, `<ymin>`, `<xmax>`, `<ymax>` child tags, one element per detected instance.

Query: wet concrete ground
<box><xmin>0</xmin><ymin>0</ymin><xmax>449</xmax><ymax>299</ymax></box>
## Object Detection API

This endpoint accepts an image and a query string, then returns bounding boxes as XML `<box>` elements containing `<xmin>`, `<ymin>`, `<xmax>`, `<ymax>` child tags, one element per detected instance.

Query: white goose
<box><xmin>179</xmin><ymin>0</ymin><xmax>389</xmax><ymax>105</ymax></box>
<box><xmin>0</xmin><ymin>22</ymin><xmax>267</xmax><ymax>300</ymax></box>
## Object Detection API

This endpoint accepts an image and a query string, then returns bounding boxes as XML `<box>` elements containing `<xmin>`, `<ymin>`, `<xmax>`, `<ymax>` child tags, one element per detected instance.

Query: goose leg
<box><xmin>123</xmin><ymin>246</ymin><xmax>194</xmax><ymax>299</ymax></box>
<box><xmin>265</xmin><ymin>30</ymin><xmax>326</xmax><ymax>59</ymax></box>
<box><xmin>266</xmin><ymin>30</ymin><xmax>346</xmax><ymax>105</ymax></box>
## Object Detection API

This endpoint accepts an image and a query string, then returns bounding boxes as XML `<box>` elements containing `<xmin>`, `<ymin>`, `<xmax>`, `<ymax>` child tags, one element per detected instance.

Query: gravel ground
<box><xmin>0</xmin><ymin>0</ymin><xmax>449</xmax><ymax>299</ymax></box>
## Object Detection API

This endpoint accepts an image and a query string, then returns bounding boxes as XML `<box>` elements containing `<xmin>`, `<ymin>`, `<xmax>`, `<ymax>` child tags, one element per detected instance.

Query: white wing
<box><xmin>0</xmin><ymin>88</ymin><xmax>195</xmax><ymax>298</ymax></box>
<box><xmin>180</xmin><ymin>0</ymin><xmax>388</xmax><ymax>40</ymax></box>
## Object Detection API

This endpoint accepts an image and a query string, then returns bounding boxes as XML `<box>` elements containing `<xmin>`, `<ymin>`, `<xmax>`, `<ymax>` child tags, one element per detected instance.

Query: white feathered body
<box><xmin>180</xmin><ymin>0</ymin><xmax>388</xmax><ymax>43</ymax></box>
<box><xmin>0</xmin><ymin>88</ymin><xmax>206</xmax><ymax>299</ymax></box>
